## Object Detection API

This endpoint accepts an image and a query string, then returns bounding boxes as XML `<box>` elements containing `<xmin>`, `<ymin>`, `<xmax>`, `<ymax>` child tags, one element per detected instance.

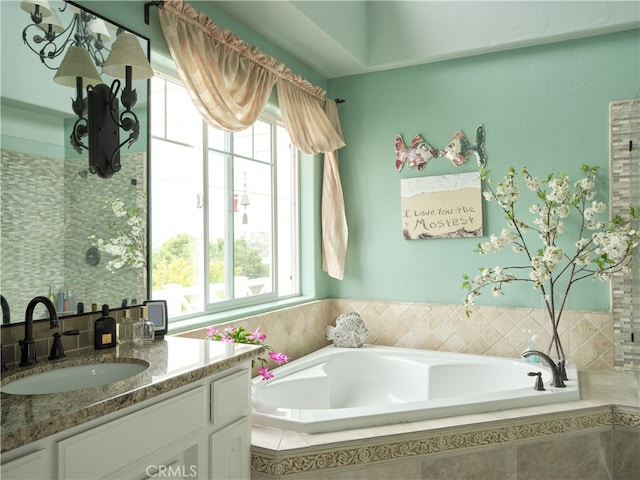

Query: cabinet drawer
<box><xmin>59</xmin><ymin>386</ymin><xmax>206</xmax><ymax>479</ymax></box>
<box><xmin>210</xmin><ymin>369</ymin><xmax>250</xmax><ymax>427</ymax></box>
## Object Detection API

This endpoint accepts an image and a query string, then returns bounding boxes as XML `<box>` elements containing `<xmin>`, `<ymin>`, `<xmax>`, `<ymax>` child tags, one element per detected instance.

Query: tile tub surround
<box><xmin>250</xmin><ymin>370</ymin><xmax>640</xmax><ymax>479</ymax></box>
<box><xmin>0</xmin><ymin>336</ymin><xmax>263</xmax><ymax>453</ymax></box>
<box><xmin>176</xmin><ymin>298</ymin><xmax>614</xmax><ymax>370</ymax></box>
<box><xmin>328</xmin><ymin>299</ymin><xmax>614</xmax><ymax>370</ymax></box>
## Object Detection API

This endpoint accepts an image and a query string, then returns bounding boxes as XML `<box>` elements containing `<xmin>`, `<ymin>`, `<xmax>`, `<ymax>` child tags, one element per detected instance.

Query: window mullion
<box><xmin>271</xmin><ymin>126</ymin><xmax>278</xmax><ymax>295</ymax></box>
<box><xmin>224</xmin><ymin>135</ymin><xmax>235</xmax><ymax>301</ymax></box>
<box><xmin>202</xmin><ymin>121</ymin><xmax>210</xmax><ymax>306</ymax></box>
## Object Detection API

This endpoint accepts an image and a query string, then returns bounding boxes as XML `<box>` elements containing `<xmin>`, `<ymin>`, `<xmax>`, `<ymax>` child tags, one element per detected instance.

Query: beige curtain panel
<box><xmin>158</xmin><ymin>0</ymin><xmax>348</xmax><ymax>279</ymax></box>
<box><xmin>158</xmin><ymin>1</ymin><xmax>276</xmax><ymax>131</ymax></box>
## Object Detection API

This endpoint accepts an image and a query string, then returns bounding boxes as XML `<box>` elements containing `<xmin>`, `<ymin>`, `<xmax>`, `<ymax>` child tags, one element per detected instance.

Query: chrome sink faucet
<box><xmin>19</xmin><ymin>296</ymin><xmax>59</xmax><ymax>367</ymax></box>
<box><xmin>522</xmin><ymin>350</ymin><xmax>565</xmax><ymax>388</ymax></box>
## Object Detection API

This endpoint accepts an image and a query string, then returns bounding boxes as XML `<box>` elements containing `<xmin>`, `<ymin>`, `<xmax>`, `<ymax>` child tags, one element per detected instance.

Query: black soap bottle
<box><xmin>94</xmin><ymin>304</ymin><xmax>117</xmax><ymax>349</ymax></box>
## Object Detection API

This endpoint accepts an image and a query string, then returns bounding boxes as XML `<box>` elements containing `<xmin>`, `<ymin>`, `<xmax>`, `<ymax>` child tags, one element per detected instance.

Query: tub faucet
<box><xmin>522</xmin><ymin>350</ymin><xmax>565</xmax><ymax>388</ymax></box>
<box><xmin>19</xmin><ymin>296</ymin><xmax>59</xmax><ymax>367</ymax></box>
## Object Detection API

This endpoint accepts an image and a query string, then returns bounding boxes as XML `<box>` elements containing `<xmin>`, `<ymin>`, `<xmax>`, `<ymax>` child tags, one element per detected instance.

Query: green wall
<box><xmin>327</xmin><ymin>30</ymin><xmax>640</xmax><ymax>311</ymax></box>
<box><xmin>70</xmin><ymin>2</ymin><xmax>639</xmax><ymax>312</ymax></box>
<box><xmin>75</xmin><ymin>0</ymin><xmax>329</xmax><ymax>301</ymax></box>
<box><xmin>77</xmin><ymin>1</ymin><xmax>327</xmax><ymax>90</ymax></box>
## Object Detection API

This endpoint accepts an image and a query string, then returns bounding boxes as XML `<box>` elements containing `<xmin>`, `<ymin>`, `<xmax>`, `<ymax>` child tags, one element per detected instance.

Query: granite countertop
<box><xmin>1</xmin><ymin>336</ymin><xmax>264</xmax><ymax>454</ymax></box>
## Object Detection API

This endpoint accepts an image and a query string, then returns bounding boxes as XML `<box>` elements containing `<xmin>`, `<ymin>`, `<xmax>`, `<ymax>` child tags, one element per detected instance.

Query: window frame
<box><xmin>150</xmin><ymin>73</ymin><xmax>301</xmax><ymax>322</ymax></box>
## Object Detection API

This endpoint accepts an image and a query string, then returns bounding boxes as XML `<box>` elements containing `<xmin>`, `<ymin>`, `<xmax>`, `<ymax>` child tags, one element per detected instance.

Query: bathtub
<box><xmin>251</xmin><ymin>345</ymin><xmax>580</xmax><ymax>433</ymax></box>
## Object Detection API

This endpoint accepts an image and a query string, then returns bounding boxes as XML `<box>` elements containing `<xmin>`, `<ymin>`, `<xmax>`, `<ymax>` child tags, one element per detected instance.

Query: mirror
<box><xmin>0</xmin><ymin>1</ymin><xmax>150</xmax><ymax>324</ymax></box>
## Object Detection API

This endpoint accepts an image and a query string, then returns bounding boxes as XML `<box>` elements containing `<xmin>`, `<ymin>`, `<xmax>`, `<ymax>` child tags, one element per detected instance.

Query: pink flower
<box><xmin>249</xmin><ymin>327</ymin><xmax>267</xmax><ymax>342</ymax></box>
<box><xmin>268</xmin><ymin>351</ymin><xmax>289</xmax><ymax>365</ymax></box>
<box><xmin>207</xmin><ymin>326</ymin><xmax>218</xmax><ymax>337</ymax></box>
<box><xmin>258</xmin><ymin>367</ymin><xmax>274</xmax><ymax>381</ymax></box>
<box><xmin>221</xmin><ymin>337</ymin><xmax>235</xmax><ymax>343</ymax></box>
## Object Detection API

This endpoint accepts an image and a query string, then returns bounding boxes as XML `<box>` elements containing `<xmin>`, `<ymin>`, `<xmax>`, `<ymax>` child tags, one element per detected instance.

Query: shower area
<box><xmin>0</xmin><ymin>146</ymin><xmax>146</xmax><ymax>317</ymax></box>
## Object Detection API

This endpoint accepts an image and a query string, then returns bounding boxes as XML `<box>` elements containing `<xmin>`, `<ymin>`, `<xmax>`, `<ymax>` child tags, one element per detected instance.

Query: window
<box><xmin>150</xmin><ymin>74</ymin><xmax>299</xmax><ymax>320</ymax></box>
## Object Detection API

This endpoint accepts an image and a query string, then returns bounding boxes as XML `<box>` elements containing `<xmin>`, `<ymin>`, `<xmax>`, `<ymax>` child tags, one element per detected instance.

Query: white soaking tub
<box><xmin>251</xmin><ymin>345</ymin><xmax>580</xmax><ymax>433</ymax></box>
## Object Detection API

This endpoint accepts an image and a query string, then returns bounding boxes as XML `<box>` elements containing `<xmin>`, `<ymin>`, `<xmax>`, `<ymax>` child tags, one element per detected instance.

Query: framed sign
<box><xmin>144</xmin><ymin>300</ymin><xmax>168</xmax><ymax>338</ymax></box>
<box><xmin>401</xmin><ymin>172</ymin><xmax>483</xmax><ymax>240</ymax></box>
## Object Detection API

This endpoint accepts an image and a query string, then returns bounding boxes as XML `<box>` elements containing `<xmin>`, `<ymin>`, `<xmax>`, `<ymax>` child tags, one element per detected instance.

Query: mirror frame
<box><xmin>1</xmin><ymin>0</ymin><xmax>151</xmax><ymax>326</ymax></box>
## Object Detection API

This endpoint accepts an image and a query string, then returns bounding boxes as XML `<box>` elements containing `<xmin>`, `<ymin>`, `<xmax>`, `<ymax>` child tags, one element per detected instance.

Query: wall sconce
<box><xmin>21</xmin><ymin>1</ymin><xmax>153</xmax><ymax>178</ymax></box>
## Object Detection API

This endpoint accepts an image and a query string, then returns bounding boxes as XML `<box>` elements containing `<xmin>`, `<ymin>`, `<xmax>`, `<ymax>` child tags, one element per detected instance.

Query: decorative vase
<box><xmin>224</xmin><ymin>342</ymin><xmax>236</xmax><ymax>356</ymax></box>
<box><xmin>541</xmin><ymin>293</ymin><xmax>569</xmax><ymax>379</ymax></box>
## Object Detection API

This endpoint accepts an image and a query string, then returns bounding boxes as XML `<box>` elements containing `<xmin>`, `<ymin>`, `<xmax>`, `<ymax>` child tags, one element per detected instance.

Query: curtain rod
<box><xmin>144</xmin><ymin>1</ymin><xmax>163</xmax><ymax>25</ymax></box>
<box><xmin>143</xmin><ymin>1</ymin><xmax>346</xmax><ymax>105</ymax></box>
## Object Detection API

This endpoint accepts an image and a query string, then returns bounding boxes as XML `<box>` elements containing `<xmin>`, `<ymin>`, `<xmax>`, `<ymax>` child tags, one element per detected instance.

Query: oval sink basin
<box><xmin>1</xmin><ymin>362</ymin><xmax>149</xmax><ymax>395</ymax></box>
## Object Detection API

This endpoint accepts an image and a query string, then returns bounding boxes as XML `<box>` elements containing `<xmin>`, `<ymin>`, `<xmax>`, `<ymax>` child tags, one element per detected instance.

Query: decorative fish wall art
<box><xmin>439</xmin><ymin>125</ymin><xmax>486</xmax><ymax>167</ymax></box>
<box><xmin>395</xmin><ymin>134</ymin><xmax>439</xmax><ymax>172</ymax></box>
<box><xmin>394</xmin><ymin>125</ymin><xmax>487</xmax><ymax>172</ymax></box>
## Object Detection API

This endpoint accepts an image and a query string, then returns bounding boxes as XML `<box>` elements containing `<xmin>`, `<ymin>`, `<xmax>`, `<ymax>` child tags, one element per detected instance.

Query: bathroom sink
<box><xmin>1</xmin><ymin>361</ymin><xmax>149</xmax><ymax>395</ymax></box>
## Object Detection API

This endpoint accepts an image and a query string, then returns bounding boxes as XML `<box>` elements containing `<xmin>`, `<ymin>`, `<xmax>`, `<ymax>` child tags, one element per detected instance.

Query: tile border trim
<box><xmin>251</xmin><ymin>405</ymin><xmax>640</xmax><ymax>477</ymax></box>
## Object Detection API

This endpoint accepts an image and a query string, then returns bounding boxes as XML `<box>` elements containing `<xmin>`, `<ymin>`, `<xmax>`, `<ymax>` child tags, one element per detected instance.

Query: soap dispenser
<box><xmin>94</xmin><ymin>304</ymin><xmax>117</xmax><ymax>349</ymax></box>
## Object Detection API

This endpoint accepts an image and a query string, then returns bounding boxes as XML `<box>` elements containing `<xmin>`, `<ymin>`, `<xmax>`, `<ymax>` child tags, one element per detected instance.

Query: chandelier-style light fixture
<box><xmin>20</xmin><ymin>0</ymin><xmax>153</xmax><ymax>178</ymax></box>
<box><xmin>21</xmin><ymin>0</ymin><xmax>111</xmax><ymax>69</ymax></box>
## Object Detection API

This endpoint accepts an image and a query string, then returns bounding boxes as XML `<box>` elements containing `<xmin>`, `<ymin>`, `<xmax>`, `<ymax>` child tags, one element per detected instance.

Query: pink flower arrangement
<box><xmin>205</xmin><ymin>325</ymin><xmax>289</xmax><ymax>380</ymax></box>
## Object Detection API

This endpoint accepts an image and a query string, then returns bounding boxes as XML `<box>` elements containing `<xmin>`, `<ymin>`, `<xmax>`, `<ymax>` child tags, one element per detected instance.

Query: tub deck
<box><xmin>250</xmin><ymin>369</ymin><xmax>640</xmax><ymax>479</ymax></box>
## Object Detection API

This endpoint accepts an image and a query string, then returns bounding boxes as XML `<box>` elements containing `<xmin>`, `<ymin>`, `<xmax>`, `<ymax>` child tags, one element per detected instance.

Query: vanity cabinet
<box><xmin>209</xmin><ymin>368</ymin><xmax>252</xmax><ymax>479</ymax></box>
<box><xmin>58</xmin><ymin>386</ymin><xmax>206</xmax><ymax>479</ymax></box>
<box><xmin>1</xmin><ymin>363</ymin><xmax>252</xmax><ymax>480</ymax></box>
<box><xmin>0</xmin><ymin>449</ymin><xmax>49</xmax><ymax>480</ymax></box>
<box><xmin>210</xmin><ymin>419</ymin><xmax>251</xmax><ymax>480</ymax></box>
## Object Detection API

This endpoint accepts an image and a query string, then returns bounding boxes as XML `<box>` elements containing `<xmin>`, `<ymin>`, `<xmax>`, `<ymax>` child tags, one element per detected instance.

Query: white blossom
<box><xmin>546</xmin><ymin>175</ymin><xmax>570</xmax><ymax>202</ymax></box>
<box><xmin>463</xmin><ymin>164</ymin><xmax>640</xmax><ymax>345</ymax></box>
<box><xmin>525</xmin><ymin>176</ymin><xmax>541</xmax><ymax>191</ymax></box>
<box><xmin>89</xmin><ymin>197</ymin><xmax>147</xmax><ymax>273</ymax></box>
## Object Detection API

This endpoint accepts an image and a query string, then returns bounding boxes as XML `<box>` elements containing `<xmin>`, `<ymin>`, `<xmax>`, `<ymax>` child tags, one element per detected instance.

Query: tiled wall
<box><xmin>1</xmin><ymin>149</ymin><xmax>145</xmax><ymax>321</ymax></box>
<box><xmin>1</xmin><ymin>150</ymin><xmax>65</xmax><ymax>315</ymax></box>
<box><xmin>62</xmin><ymin>151</ymin><xmax>147</xmax><ymax>311</ymax></box>
<box><xmin>0</xmin><ymin>308</ymin><xmax>147</xmax><ymax>365</ymax></box>
<box><xmin>177</xmin><ymin>298</ymin><xmax>614</xmax><ymax>369</ymax></box>
<box><xmin>1</xmin><ymin>298</ymin><xmax>614</xmax><ymax>369</ymax></box>
<box><xmin>610</xmin><ymin>98</ymin><xmax>640</xmax><ymax>371</ymax></box>
<box><xmin>329</xmin><ymin>299</ymin><xmax>613</xmax><ymax>369</ymax></box>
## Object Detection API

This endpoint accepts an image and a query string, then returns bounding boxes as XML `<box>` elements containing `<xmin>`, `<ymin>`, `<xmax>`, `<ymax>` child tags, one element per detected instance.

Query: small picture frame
<box><xmin>144</xmin><ymin>300</ymin><xmax>168</xmax><ymax>338</ymax></box>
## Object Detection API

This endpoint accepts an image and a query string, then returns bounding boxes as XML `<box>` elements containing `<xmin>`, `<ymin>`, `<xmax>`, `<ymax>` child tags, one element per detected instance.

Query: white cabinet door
<box><xmin>210</xmin><ymin>418</ymin><xmax>250</xmax><ymax>480</ymax></box>
<box><xmin>1</xmin><ymin>449</ymin><xmax>50</xmax><ymax>480</ymax></box>
<box><xmin>210</xmin><ymin>368</ymin><xmax>250</xmax><ymax>428</ymax></box>
<box><xmin>104</xmin><ymin>433</ymin><xmax>205</xmax><ymax>480</ymax></box>
<box><xmin>59</xmin><ymin>386</ymin><xmax>205</xmax><ymax>479</ymax></box>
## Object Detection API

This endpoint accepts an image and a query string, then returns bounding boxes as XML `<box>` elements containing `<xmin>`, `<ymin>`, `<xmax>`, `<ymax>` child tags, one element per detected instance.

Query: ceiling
<box><xmin>214</xmin><ymin>1</ymin><xmax>640</xmax><ymax>79</ymax></box>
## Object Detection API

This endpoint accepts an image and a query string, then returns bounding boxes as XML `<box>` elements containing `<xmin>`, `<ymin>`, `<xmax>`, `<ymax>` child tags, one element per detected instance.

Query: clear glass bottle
<box><xmin>117</xmin><ymin>309</ymin><xmax>134</xmax><ymax>345</ymax></box>
<box><xmin>133</xmin><ymin>306</ymin><xmax>155</xmax><ymax>345</ymax></box>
